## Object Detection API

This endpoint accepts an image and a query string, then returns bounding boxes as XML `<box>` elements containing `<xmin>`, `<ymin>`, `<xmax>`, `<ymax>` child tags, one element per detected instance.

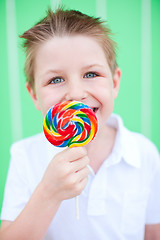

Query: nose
<box><xmin>65</xmin><ymin>79</ymin><xmax>87</xmax><ymax>101</ymax></box>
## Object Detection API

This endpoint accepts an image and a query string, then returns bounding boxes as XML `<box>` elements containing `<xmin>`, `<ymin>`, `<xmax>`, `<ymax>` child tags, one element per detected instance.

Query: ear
<box><xmin>26</xmin><ymin>82</ymin><xmax>41</xmax><ymax>111</ymax></box>
<box><xmin>112</xmin><ymin>67</ymin><xmax>121</xmax><ymax>99</ymax></box>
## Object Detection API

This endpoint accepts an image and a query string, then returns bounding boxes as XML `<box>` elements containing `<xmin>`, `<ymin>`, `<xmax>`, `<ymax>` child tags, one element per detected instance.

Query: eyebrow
<box><xmin>83</xmin><ymin>64</ymin><xmax>105</xmax><ymax>69</ymax></box>
<box><xmin>38</xmin><ymin>69</ymin><xmax>63</xmax><ymax>79</ymax></box>
<box><xmin>47</xmin><ymin>64</ymin><xmax>104</xmax><ymax>72</ymax></box>
<box><xmin>39</xmin><ymin>63</ymin><xmax>106</xmax><ymax>79</ymax></box>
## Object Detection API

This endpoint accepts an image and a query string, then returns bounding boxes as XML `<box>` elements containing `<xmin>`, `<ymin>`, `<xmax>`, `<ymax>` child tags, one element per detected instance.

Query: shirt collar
<box><xmin>107</xmin><ymin>114</ymin><xmax>141</xmax><ymax>168</ymax></box>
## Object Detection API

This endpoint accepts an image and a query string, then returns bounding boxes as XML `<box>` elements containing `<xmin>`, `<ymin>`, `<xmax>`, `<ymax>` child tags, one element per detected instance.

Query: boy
<box><xmin>0</xmin><ymin>8</ymin><xmax>160</xmax><ymax>240</ymax></box>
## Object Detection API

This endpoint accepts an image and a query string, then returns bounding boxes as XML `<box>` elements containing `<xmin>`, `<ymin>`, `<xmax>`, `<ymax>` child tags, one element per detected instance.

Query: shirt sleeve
<box><xmin>145</xmin><ymin>147</ymin><xmax>160</xmax><ymax>224</ymax></box>
<box><xmin>0</xmin><ymin>142</ymin><xmax>31</xmax><ymax>221</ymax></box>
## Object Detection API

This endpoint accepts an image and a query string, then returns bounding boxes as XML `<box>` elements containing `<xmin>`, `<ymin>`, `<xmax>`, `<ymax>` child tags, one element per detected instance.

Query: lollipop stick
<box><xmin>69</xmin><ymin>146</ymin><xmax>80</xmax><ymax>220</ymax></box>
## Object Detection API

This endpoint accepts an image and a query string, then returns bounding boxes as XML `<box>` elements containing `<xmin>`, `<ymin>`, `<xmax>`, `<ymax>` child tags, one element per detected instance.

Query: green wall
<box><xmin>0</xmin><ymin>0</ymin><xmax>160</xmax><ymax>222</ymax></box>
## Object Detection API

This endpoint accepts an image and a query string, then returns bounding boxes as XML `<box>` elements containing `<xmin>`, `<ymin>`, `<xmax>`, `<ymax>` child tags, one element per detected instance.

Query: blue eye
<box><xmin>50</xmin><ymin>77</ymin><xmax>64</xmax><ymax>84</ymax></box>
<box><xmin>84</xmin><ymin>72</ymin><xmax>98</xmax><ymax>78</ymax></box>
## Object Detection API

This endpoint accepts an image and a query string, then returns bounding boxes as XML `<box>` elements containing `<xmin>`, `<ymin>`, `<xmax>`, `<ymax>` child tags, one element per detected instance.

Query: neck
<box><xmin>86</xmin><ymin>125</ymin><xmax>117</xmax><ymax>173</ymax></box>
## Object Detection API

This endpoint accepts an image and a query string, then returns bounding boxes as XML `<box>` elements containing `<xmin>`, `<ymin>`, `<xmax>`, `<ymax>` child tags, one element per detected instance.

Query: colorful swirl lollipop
<box><xmin>43</xmin><ymin>100</ymin><xmax>98</xmax><ymax>148</ymax></box>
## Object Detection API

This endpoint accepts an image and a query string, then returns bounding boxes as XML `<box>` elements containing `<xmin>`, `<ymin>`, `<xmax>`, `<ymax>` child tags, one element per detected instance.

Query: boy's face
<box><xmin>27</xmin><ymin>35</ymin><xmax>121</xmax><ymax>130</ymax></box>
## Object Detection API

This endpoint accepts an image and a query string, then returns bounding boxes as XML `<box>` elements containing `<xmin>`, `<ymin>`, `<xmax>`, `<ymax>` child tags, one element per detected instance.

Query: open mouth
<box><xmin>92</xmin><ymin>107</ymin><xmax>98</xmax><ymax>114</ymax></box>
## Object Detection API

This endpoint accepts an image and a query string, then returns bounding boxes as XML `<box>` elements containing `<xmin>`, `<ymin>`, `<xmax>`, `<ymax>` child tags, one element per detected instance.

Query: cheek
<box><xmin>35</xmin><ymin>92</ymin><xmax>51</xmax><ymax>116</ymax></box>
<box><xmin>97</xmin><ymin>85</ymin><xmax>115</xmax><ymax>117</ymax></box>
<box><xmin>96</xmin><ymin>83</ymin><xmax>114</xmax><ymax>102</ymax></box>
<box><xmin>37</xmin><ymin>89</ymin><xmax>63</xmax><ymax>116</ymax></box>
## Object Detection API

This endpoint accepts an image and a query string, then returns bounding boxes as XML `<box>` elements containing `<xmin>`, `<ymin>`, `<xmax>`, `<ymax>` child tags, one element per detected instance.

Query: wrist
<box><xmin>37</xmin><ymin>181</ymin><xmax>62</xmax><ymax>209</ymax></box>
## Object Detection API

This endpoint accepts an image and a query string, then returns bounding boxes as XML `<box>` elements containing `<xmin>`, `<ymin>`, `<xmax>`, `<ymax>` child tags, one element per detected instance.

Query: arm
<box><xmin>0</xmin><ymin>147</ymin><xmax>89</xmax><ymax>240</ymax></box>
<box><xmin>0</xmin><ymin>183</ymin><xmax>60</xmax><ymax>240</ymax></box>
<box><xmin>145</xmin><ymin>224</ymin><xmax>160</xmax><ymax>240</ymax></box>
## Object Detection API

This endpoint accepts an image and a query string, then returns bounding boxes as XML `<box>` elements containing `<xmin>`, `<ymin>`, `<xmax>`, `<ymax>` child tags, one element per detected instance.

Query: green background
<box><xmin>0</xmin><ymin>0</ymin><xmax>160</xmax><ymax>223</ymax></box>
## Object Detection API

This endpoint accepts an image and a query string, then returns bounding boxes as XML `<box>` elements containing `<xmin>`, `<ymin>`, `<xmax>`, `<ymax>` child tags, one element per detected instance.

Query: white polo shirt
<box><xmin>1</xmin><ymin>114</ymin><xmax>160</xmax><ymax>240</ymax></box>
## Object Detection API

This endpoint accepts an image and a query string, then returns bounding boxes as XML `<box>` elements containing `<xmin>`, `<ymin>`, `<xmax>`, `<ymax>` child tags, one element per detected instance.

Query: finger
<box><xmin>70</xmin><ymin>156</ymin><xmax>90</xmax><ymax>172</ymax></box>
<box><xmin>67</xmin><ymin>147</ymin><xmax>87</xmax><ymax>162</ymax></box>
<box><xmin>74</xmin><ymin>176</ymin><xmax>89</xmax><ymax>196</ymax></box>
<box><xmin>76</xmin><ymin>166</ymin><xmax>90</xmax><ymax>181</ymax></box>
<box><xmin>54</xmin><ymin>147</ymin><xmax>87</xmax><ymax>165</ymax></box>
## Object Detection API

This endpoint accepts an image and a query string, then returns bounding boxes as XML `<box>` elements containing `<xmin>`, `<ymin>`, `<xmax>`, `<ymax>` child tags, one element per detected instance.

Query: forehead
<box><xmin>33</xmin><ymin>35</ymin><xmax>113</xmax><ymax>82</ymax></box>
<box><xmin>34</xmin><ymin>35</ymin><xmax>108</xmax><ymax>70</ymax></box>
<box><xmin>37</xmin><ymin>35</ymin><xmax>105</xmax><ymax>55</ymax></box>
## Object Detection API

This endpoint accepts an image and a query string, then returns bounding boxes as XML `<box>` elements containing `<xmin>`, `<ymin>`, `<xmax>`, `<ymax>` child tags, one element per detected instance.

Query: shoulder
<box><xmin>129</xmin><ymin>130</ymin><xmax>159</xmax><ymax>159</ymax></box>
<box><xmin>11</xmin><ymin>133</ymin><xmax>45</xmax><ymax>153</ymax></box>
<box><xmin>112</xmin><ymin>114</ymin><xmax>160</xmax><ymax>169</ymax></box>
<box><xmin>8</xmin><ymin>133</ymin><xmax>51</xmax><ymax>185</ymax></box>
<box><xmin>123</xmin><ymin>125</ymin><xmax>160</xmax><ymax>172</ymax></box>
<box><xmin>112</xmin><ymin>114</ymin><xmax>159</xmax><ymax>156</ymax></box>
<box><xmin>10</xmin><ymin>133</ymin><xmax>62</xmax><ymax>168</ymax></box>
<box><xmin>9</xmin><ymin>133</ymin><xmax>51</xmax><ymax>167</ymax></box>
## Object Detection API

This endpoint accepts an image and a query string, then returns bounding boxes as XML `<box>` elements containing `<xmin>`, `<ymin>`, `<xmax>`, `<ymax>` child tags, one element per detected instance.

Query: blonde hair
<box><xmin>20</xmin><ymin>7</ymin><xmax>118</xmax><ymax>90</ymax></box>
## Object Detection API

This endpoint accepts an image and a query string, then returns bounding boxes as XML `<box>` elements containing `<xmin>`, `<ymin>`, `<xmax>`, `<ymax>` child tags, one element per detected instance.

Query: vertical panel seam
<box><xmin>6</xmin><ymin>0</ymin><xmax>23</xmax><ymax>142</ymax></box>
<box><xmin>50</xmin><ymin>0</ymin><xmax>61</xmax><ymax>10</ymax></box>
<box><xmin>96</xmin><ymin>0</ymin><xmax>107</xmax><ymax>20</ymax></box>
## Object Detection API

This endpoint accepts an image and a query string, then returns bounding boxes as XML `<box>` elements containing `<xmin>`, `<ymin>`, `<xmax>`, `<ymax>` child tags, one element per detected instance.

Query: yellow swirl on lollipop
<box><xmin>43</xmin><ymin>100</ymin><xmax>98</xmax><ymax>148</ymax></box>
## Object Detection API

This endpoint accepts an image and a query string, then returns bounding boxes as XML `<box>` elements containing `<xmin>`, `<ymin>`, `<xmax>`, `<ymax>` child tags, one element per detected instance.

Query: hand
<box><xmin>41</xmin><ymin>147</ymin><xmax>90</xmax><ymax>203</ymax></box>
